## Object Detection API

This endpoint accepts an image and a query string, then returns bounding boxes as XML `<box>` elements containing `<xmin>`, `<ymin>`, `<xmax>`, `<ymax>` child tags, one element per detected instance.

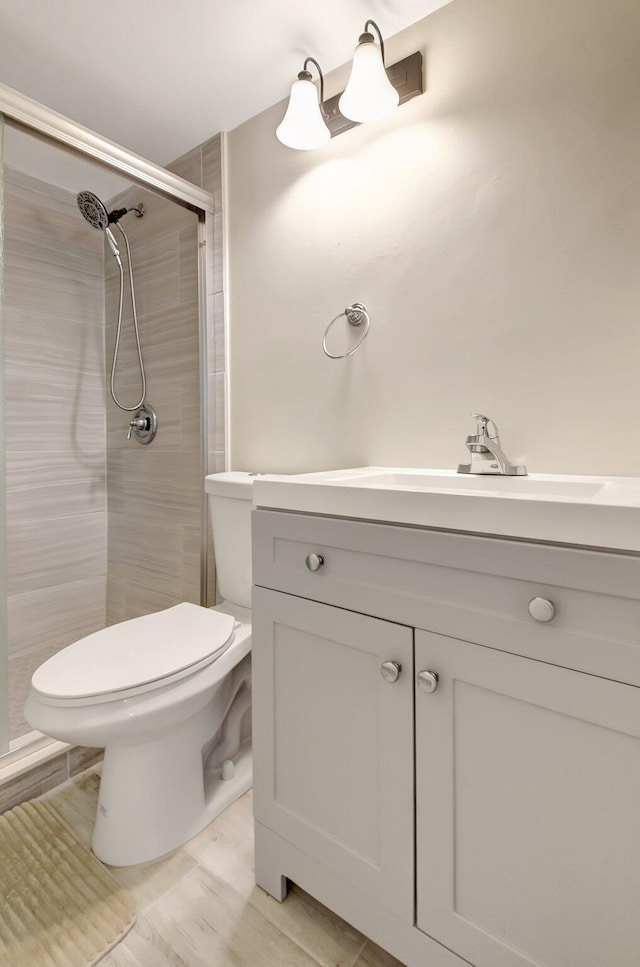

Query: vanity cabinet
<box><xmin>415</xmin><ymin>630</ymin><xmax>640</xmax><ymax>967</ymax></box>
<box><xmin>252</xmin><ymin>588</ymin><xmax>414</xmax><ymax>920</ymax></box>
<box><xmin>252</xmin><ymin>509</ymin><xmax>640</xmax><ymax>967</ymax></box>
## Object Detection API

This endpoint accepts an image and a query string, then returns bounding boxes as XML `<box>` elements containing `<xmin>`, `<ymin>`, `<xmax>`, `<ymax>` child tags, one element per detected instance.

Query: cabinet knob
<box><xmin>305</xmin><ymin>553</ymin><xmax>324</xmax><ymax>572</ymax></box>
<box><xmin>528</xmin><ymin>597</ymin><xmax>556</xmax><ymax>623</ymax></box>
<box><xmin>380</xmin><ymin>661</ymin><xmax>402</xmax><ymax>683</ymax></box>
<box><xmin>417</xmin><ymin>670</ymin><xmax>439</xmax><ymax>693</ymax></box>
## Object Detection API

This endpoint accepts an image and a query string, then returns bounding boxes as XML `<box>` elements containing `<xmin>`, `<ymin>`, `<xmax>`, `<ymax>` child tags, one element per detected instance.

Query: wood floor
<box><xmin>41</xmin><ymin>766</ymin><xmax>404</xmax><ymax>967</ymax></box>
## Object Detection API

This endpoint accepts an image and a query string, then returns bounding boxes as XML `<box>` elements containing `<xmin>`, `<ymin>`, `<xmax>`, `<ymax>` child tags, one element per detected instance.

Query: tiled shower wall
<box><xmin>0</xmin><ymin>135</ymin><xmax>225</xmax><ymax>806</ymax></box>
<box><xmin>104</xmin><ymin>187</ymin><xmax>202</xmax><ymax>622</ymax></box>
<box><xmin>167</xmin><ymin>133</ymin><xmax>226</xmax><ymax>481</ymax></box>
<box><xmin>105</xmin><ymin>132</ymin><xmax>225</xmax><ymax>621</ymax></box>
<box><xmin>3</xmin><ymin>168</ymin><xmax>107</xmax><ymax>740</ymax></box>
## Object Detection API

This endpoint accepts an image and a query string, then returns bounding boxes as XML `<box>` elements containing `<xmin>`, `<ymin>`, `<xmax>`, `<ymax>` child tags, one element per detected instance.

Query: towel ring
<box><xmin>322</xmin><ymin>303</ymin><xmax>370</xmax><ymax>359</ymax></box>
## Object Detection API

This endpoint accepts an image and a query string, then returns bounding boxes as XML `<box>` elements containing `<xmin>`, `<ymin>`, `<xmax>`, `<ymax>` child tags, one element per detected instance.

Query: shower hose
<box><xmin>110</xmin><ymin>223</ymin><xmax>146</xmax><ymax>412</ymax></box>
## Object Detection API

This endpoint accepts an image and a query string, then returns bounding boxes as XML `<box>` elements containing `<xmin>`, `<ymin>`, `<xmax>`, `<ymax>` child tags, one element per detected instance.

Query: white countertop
<box><xmin>252</xmin><ymin>467</ymin><xmax>640</xmax><ymax>553</ymax></box>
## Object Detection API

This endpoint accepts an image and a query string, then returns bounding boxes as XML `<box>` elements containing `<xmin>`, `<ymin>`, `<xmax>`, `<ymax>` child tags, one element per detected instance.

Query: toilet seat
<box><xmin>31</xmin><ymin>603</ymin><xmax>235</xmax><ymax>706</ymax></box>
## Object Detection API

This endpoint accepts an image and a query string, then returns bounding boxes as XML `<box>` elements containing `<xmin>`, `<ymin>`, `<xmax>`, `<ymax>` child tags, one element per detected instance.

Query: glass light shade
<box><xmin>338</xmin><ymin>40</ymin><xmax>400</xmax><ymax>123</ymax></box>
<box><xmin>276</xmin><ymin>77</ymin><xmax>331</xmax><ymax>150</ymax></box>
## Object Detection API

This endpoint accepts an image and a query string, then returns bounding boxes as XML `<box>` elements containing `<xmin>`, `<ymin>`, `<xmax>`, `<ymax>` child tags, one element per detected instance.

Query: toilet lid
<box><xmin>31</xmin><ymin>603</ymin><xmax>235</xmax><ymax>700</ymax></box>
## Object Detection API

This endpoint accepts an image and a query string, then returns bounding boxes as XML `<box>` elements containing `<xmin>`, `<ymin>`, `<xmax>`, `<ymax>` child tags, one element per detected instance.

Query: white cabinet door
<box><xmin>253</xmin><ymin>587</ymin><xmax>414</xmax><ymax>921</ymax></box>
<box><xmin>415</xmin><ymin>629</ymin><xmax>640</xmax><ymax>967</ymax></box>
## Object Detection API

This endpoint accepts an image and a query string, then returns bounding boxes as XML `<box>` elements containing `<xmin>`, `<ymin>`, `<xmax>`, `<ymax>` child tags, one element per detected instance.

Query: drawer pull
<box><xmin>417</xmin><ymin>670</ymin><xmax>439</xmax><ymax>693</ymax></box>
<box><xmin>380</xmin><ymin>661</ymin><xmax>402</xmax><ymax>683</ymax></box>
<box><xmin>528</xmin><ymin>597</ymin><xmax>556</xmax><ymax>623</ymax></box>
<box><xmin>305</xmin><ymin>553</ymin><xmax>325</xmax><ymax>572</ymax></box>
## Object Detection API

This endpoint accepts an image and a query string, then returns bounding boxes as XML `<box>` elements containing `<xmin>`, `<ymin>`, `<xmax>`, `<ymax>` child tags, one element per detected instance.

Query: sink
<box><xmin>335</xmin><ymin>471</ymin><xmax>606</xmax><ymax>500</ymax></box>
<box><xmin>253</xmin><ymin>467</ymin><xmax>640</xmax><ymax>552</ymax></box>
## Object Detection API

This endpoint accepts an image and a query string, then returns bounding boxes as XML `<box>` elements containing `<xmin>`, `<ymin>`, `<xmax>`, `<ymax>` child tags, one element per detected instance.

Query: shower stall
<box><xmin>0</xmin><ymin>86</ymin><xmax>219</xmax><ymax>771</ymax></box>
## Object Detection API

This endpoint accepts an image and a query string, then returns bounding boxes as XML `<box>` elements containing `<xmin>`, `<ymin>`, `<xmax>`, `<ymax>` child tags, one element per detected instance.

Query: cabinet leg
<box><xmin>256</xmin><ymin>871</ymin><xmax>288</xmax><ymax>902</ymax></box>
<box><xmin>254</xmin><ymin>821</ymin><xmax>289</xmax><ymax>901</ymax></box>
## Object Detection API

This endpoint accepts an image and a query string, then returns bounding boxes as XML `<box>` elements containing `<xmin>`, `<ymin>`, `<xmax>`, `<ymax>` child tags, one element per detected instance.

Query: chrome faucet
<box><xmin>458</xmin><ymin>414</ymin><xmax>527</xmax><ymax>476</ymax></box>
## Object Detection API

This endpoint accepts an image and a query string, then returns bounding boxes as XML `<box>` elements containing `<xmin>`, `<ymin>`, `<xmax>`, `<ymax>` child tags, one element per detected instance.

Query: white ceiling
<box><xmin>0</xmin><ymin>0</ymin><xmax>452</xmax><ymax>169</ymax></box>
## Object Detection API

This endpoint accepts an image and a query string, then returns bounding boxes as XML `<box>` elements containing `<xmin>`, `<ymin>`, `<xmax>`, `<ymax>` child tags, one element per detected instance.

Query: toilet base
<box><xmin>92</xmin><ymin>692</ymin><xmax>252</xmax><ymax>866</ymax></box>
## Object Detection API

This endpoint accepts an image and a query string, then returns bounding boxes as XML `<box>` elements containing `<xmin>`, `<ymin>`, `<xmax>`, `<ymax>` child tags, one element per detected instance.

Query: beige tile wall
<box><xmin>104</xmin><ymin>186</ymin><xmax>201</xmax><ymax>622</ymax></box>
<box><xmin>0</xmin><ymin>134</ymin><xmax>224</xmax><ymax>785</ymax></box>
<box><xmin>105</xmin><ymin>133</ymin><xmax>225</xmax><ymax>623</ymax></box>
<box><xmin>3</xmin><ymin>168</ymin><xmax>107</xmax><ymax>740</ymax></box>
<box><xmin>168</xmin><ymin>135</ymin><xmax>227</xmax><ymax>607</ymax></box>
<box><xmin>168</xmin><ymin>134</ymin><xmax>226</xmax><ymax>476</ymax></box>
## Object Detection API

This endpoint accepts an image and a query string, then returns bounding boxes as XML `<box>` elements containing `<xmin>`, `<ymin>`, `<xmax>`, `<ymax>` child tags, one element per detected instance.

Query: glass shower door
<box><xmin>0</xmin><ymin>112</ymin><xmax>9</xmax><ymax>757</ymax></box>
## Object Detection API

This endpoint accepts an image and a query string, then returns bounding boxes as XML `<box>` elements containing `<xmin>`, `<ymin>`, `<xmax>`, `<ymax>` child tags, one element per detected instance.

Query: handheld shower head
<box><xmin>77</xmin><ymin>190</ymin><xmax>144</xmax><ymax>228</ymax></box>
<box><xmin>77</xmin><ymin>190</ymin><xmax>110</xmax><ymax>230</ymax></box>
<box><xmin>105</xmin><ymin>226</ymin><xmax>122</xmax><ymax>264</ymax></box>
<box><xmin>77</xmin><ymin>190</ymin><xmax>123</xmax><ymax>262</ymax></box>
<box><xmin>79</xmin><ymin>189</ymin><xmax>147</xmax><ymax>417</ymax></box>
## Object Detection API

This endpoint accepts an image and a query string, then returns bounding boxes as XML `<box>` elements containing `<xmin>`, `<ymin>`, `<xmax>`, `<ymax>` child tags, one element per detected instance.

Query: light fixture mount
<box><xmin>360</xmin><ymin>20</ymin><xmax>387</xmax><ymax>63</ymax></box>
<box><xmin>300</xmin><ymin>57</ymin><xmax>325</xmax><ymax>109</ymax></box>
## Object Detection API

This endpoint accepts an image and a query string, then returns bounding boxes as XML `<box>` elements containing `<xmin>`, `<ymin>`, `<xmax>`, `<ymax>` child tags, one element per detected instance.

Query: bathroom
<box><xmin>0</xmin><ymin>0</ymin><xmax>639</xmax><ymax>964</ymax></box>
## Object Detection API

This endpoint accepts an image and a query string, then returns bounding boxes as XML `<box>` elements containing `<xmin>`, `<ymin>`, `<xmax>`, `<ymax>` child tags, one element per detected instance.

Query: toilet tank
<box><xmin>205</xmin><ymin>472</ymin><xmax>255</xmax><ymax>610</ymax></box>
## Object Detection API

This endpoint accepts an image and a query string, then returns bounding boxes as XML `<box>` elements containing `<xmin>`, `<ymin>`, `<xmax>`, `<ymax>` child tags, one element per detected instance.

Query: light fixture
<box><xmin>276</xmin><ymin>57</ymin><xmax>331</xmax><ymax>151</ymax></box>
<box><xmin>338</xmin><ymin>20</ymin><xmax>400</xmax><ymax>123</ymax></box>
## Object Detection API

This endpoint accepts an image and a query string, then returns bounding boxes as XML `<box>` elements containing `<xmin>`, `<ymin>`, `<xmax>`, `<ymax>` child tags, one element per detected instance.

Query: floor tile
<box><xmin>99</xmin><ymin>942</ymin><xmax>142</xmax><ymax>966</ymax></box>
<box><xmin>46</xmin><ymin>766</ymin><xmax>198</xmax><ymax>913</ymax></box>
<box><xmin>110</xmin><ymin>847</ymin><xmax>199</xmax><ymax>915</ymax></box>
<box><xmin>184</xmin><ymin>788</ymin><xmax>255</xmax><ymax>897</ymax></box>
<box><xmin>187</xmin><ymin>791</ymin><xmax>366</xmax><ymax>967</ymax></box>
<box><xmin>251</xmin><ymin>885</ymin><xmax>367</xmax><ymax>967</ymax></box>
<box><xmin>351</xmin><ymin>939</ymin><xmax>407</xmax><ymax>967</ymax></box>
<box><xmin>45</xmin><ymin>767</ymin><xmax>101</xmax><ymax>847</ymax></box>
<box><xmin>37</xmin><ymin>768</ymin><xmax>403</xmax><ymax>967</ymax></box>
<box><xmin>123</xmin><ymin>864</ymin><xmax>323</xmax><ymax>967</ymax></box>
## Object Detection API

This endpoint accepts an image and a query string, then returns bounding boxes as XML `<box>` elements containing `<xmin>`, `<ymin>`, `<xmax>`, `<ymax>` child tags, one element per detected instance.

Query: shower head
<box><xmin>77</xmin><ymin>191</ymin><xmax>122</xmax><ymax>263</ymax></box>
<box><xmin>77</xmin><ymin>191</ymin><xmax>144</xmax><ymax>232</ymax></box>
<box><xmin>77</xmin><ymin>190</ymin><xmax>110</xmax><ymax>230</ymax></box>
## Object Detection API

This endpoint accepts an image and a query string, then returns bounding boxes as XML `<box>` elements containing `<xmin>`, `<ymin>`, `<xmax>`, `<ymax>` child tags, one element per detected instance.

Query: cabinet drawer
<box><xmin>253</xmin><ymin>510</ymin><xmax>640</xmax><ymax>687</ymax></box>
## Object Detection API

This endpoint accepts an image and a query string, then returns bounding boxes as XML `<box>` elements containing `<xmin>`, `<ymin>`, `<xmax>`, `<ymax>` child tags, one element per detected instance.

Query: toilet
<box><xmin>25</xmin><ymin>472</ymin><xmax>254</xmax><ymax>867</ymax></box>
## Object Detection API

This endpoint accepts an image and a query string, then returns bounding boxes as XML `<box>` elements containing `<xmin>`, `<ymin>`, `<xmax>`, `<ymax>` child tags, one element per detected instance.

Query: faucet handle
<box><xmin>471</xmin><ymin>413</ymin><xmax>499</xmax><ymax>441</ymax></box>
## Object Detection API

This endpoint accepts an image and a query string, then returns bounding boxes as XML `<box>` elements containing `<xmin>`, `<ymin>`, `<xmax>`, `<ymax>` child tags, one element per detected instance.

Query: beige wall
<box><xmin>3</xmin><ymin>168</ymin><xmax>106</xmax><ymax>739</ymax></box>
<box><xmin>227</xmin><ymin>0</ymin><xmax>640</xmax><ymax>477</ymax></box>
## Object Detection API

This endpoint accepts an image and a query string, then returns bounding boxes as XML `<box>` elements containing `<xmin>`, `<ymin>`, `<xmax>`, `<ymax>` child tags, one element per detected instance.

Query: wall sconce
<box><xmin>276</xmin><ymin>25</ymin><xmax>423</xmax><ymax>151</ymax></box>
<box><xmin>275</xmin><ymin>57</ymin><xmax>331</xmax><ymax>151</ymax></box>
<box><xmin>339</xmin><ymin>21</ymin><xmax>399</xmax><ymax>123</ymax></box>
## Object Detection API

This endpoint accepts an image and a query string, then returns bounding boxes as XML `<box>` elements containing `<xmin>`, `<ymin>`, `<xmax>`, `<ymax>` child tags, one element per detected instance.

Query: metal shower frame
<box><xmin>0</xmin><ymin>82</ymin><xmax>219</xmax><ymax>766</ymax></box>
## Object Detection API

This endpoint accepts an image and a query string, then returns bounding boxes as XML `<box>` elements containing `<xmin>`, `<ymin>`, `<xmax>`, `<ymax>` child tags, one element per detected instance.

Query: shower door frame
<box><xmin>0</xmin><ymin>82</ymin><xmax>217</xmax><ymax>769</ymax></box>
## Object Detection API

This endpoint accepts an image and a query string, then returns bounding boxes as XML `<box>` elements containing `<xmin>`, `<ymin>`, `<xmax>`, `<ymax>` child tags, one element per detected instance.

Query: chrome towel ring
<box><xmin>322</xmin><ymin>303</ymin><xmax>370</xmax><ymax>359</ymax></box>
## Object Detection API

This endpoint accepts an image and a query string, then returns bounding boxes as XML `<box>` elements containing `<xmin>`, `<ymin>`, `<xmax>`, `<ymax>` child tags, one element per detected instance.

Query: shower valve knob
<box><xmin>127</xmin><ymin>417</ymin><xmax>147</xmax><ymax>440</ymax></box>
<box><xmin>127</xmin><ymin>405</ymin><xmax>158</xmax><ymax>445</ymax></box>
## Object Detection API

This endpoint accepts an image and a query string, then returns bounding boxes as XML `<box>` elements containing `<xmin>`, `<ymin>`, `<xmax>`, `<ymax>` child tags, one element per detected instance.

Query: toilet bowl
<box><xmin>25</xmin><ymin>472</ymin><xmax>255</xmax><ymax>867</ymax></box>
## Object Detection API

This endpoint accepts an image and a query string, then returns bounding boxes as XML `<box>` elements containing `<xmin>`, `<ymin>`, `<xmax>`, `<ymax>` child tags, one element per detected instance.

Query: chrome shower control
<box><xmin>305</xmin><ymin>553</ymin><xmax>324</xmax><ymax>572</ymax></box>
<box><xmin>127</xmin><ymin>403</ymin><xmax>157</xmax><ymax>445</ymax></box>
<box><xmin>417</xmin><ymin>670</ymin><xmax>439</xmax><ymax>693</ymax></box>
<box><xmin>528</xmin><ymin>597</ymin><xmax>556</xmax><ymax>623</ymax></box>
<box><xmin>380</xmin><ymin>661</ymin><xmax>401</xmax><ymax>683</ymax></box>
